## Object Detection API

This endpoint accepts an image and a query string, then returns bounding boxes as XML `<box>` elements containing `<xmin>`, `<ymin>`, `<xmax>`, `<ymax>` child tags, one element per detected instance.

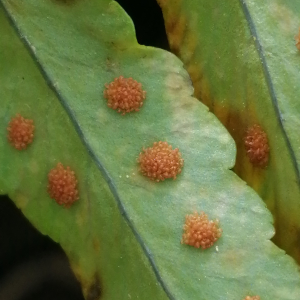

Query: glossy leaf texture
<box><xmin>1</xmin><ymin>1</ymin><xmax>300</xmax><ymax>299</ymax></box>
<box><xmin>157</xmin><ymin>0</ymin><xmax>300</xmax><ymax>263</ymax></box>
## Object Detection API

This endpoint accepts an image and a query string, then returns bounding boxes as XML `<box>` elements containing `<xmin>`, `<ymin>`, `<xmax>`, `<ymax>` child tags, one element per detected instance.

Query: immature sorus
<box><xmin>7</xmin><ymin>113</ymin><xmax>34</xmax><ymax>150</ymax></box>
<box><xmin>138</xmin><ymin>141</ymin><xmax>184</xmax><ymax>182</ymax></box>
<box><xmin>181</xmin><ymin>211</ymin><xmax>222</xmax><ymax>249</ymax></box>
<box><xmin>243</xmin><ymin>296</ymin><xmax>260</xmax><ymax>300</ymax></box>
<box><xmin>104</xmin><ymin>76</ymin><xmax>146</xmax><ymax>115</ymax></box>
<box><xmin>47</xmin><ymin>163</ymin><xmax>79</xmax><ymax>207</ymax></box>
<box><xmin>244</xmin><ymin>124</ymin><xmax>269</xmax><ymax>168</ymax></box>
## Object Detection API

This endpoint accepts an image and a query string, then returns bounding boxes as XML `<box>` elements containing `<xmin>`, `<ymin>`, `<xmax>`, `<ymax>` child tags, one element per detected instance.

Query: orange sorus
<box><xmin>244</xmin><ymin>124</ymin><xmax>269</xmax><ymax>168</ymax></box>
<box><xmin>243</xmin><ymin>296</ymin><xmax>260</xmax><ymax>300</ymax></box>
<box><xmin>138</xmin><ymin>141</ymin><xmax>184</xmax><ymax>182</ymax></box>
<box><xmin>7</xmin><ymin>113</ymin><xmax>34</xmax><ymax>150</ymax></box>
<box><xmin>181</xmin><ymin>211</ymin><xmax>222</xmax><ymax>249</ymax></box>
<box><xmin>47</xmin><ymin>163</ymin><xmax>79</xmax><ymax>208</ymax></box>
<box><xmin>104</xmin><ymin>76</ymin><xmax>146</xmax><ymax>115</ymax></box>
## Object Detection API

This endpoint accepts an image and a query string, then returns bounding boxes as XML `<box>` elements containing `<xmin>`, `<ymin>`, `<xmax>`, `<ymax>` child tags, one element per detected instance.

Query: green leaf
<box><xmin>157</xmin><ymin>0</ymin><xmax>300</xmax><ymax>263</ymax></box>
<box><xmin>1</xmin><ymin>1</ymin><xmax>300</xmax><ymax>299</ymax></box>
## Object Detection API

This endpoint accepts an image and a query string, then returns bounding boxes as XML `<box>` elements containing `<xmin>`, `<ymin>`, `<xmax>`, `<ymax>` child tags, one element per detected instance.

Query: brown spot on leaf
<box><xmin>243</xmin><ymin>296</ymin><xmax>260</xmax><ymax>300</ymax></box>
<box><xmin>165</xmin><ymin>13</ymin><xmax>187</xmax><ymax>56</ymax></box>
<box><xmin>219</xmin><ymin>249</ymin><xmax>245</xmax><ymax>271</ymax></box>
<box><xmin>93</xmin><ymin>238</ymin><xmax>100</xmax><ymax>252</ymax></box>
<box><xmin>87</xmin><ymin>275</ymin><xmax>102</xmax><ymax>300</ymax></box>
<box><xmin>272</xmin><ymin>214</ymin><xmax>300</xmax><ymax>264</ymax></box>
<box><xmin>295</xmin><ymin>27</ymin><xmax>300</xmax><ymax>50</ymax></box>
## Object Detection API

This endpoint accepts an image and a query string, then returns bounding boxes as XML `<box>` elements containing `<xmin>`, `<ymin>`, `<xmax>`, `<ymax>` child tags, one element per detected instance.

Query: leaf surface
<box><xmin>157</xmin><ymin>0</ymin><xmax>300</xmax><ymax>263</ymax></box>
<box><xmin>1</xmin><ymin>1</ymin><xmax>300</xmax><ymax>299</ymax></box>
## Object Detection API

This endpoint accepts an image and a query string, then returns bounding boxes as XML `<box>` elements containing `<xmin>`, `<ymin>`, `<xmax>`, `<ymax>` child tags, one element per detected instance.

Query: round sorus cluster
<box><xmin>103</xmin><ymin>76</ymin><xmax>146</xmax><ymax>115</ymax></box>
<box><xmin>181</xmin><ymin>211</ymin><xmax>222</xmax><ymax>249</ymax></box>
<box><xmin>295</xmin><ymin>27</ymin><xmax>300</xmax><ymax>50</ymax></box>
<box><xmin>243</xmin><ymin>296</ymin><xmax>260</xmax><ymax>300</ymax></box>
<box><xmin>47</xmin><ymin>163</ymin><xmax>79</xmax><ymax>207</ymax></box>
<box><xmin>244</xmin><ymin>124</ymin><xmax>269</xmax><ymax>168</ymax></box>
<box><xmin>7</xmin><ymin>113</ymin><xmax>34</xmax><ymax>150</ymax></box>
<box><xmin>138</xmin><ymin>141</ymin><xmax>184</xmax><ymax>182</ymax></box>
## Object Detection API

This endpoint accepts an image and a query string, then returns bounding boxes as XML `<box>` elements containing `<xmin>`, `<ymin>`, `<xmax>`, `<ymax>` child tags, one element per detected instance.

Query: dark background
<box><xmin>0</xmin><ymin>1</ymin><xmax>168</xmax><ymax>299</ymax></box>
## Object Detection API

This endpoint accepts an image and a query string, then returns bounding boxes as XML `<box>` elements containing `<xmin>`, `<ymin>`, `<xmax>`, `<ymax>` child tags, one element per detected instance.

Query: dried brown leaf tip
<box><xmin>104</xmin><ymin>76</ymin><xmax>146</xmax><ymax>115</ymax></box>
<box><xmin>7</xmin><ymin>113</ymin><xmax>34</xmax><ymax>150</ymax></box>
<box><xmin>244</xmin><ymin>124</ymin><xmax>269</xmax><ymax>168</ymax></box>
<box><xmin>181</xmin><ymin>211</ymin><xmax>222</xmax><ymax>249</ymax></box>
<box><xmin>295</xmin><ymin>27</ymin><xmax>300</xmax><ymax>51</ymax></box>
<box><xmin>47</xmin><ymin>163</ymin><xmax>79</xmax><ymax>208</ymax></box>
<box><xmin>243</xmin><ymin>296</ymin><xmax>260</xmax><ymax>300</ymax></box>
<box><xmin>138</xmin><ymin>141</ymin><xmax>184</xmax><ymax>182</ymax></box>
